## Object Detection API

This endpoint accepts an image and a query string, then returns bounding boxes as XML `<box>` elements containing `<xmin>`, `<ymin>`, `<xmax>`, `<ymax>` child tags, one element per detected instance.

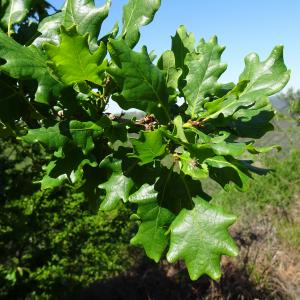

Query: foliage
<box><xmin>279</xmin><ymin>87</ymin><xmax>300</xmax><ymax>123</ymax></box>
<box><xmin>0</xmin><ymin>139</ymin><xmax>45</xmax><ymax>201</ymax></box>
<box><xmin>0</xmin><ymin>139</ymin><xmax>136</xmax><ymax>300</ymax></box>
<box><xmin>212</xmin><ymin>148</ymin><xmax>300</xmax><ymax>214</ymax></box>
<box><xmin>0</xmin><ymin>0</ymin><xmax>290</xmax><ymax>280</ymax></box>
<box><xmin>0</xmin><ymin>193</ymin><xmax>136</xmax><ymax>300</ymax></box>
<box><xmin>211</xmin><ymin>146</ymin><xmax>300</xmax><ymax>300</ymax></box>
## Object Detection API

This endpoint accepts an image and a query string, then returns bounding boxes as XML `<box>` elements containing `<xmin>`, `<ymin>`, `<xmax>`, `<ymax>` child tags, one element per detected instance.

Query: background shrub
<box><xmin>0</xmin><ymin>139</ymin><xmax>137</xmax><ymax>300</ymax></box>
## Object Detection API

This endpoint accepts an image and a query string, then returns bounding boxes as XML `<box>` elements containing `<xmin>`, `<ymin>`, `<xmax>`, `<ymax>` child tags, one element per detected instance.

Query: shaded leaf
<box><xmin>108</xmin><ymin>39</ymin><xmax>170</xmax><ymax>123</ymax></box>
<box><xmin>0</xmin><ymin>0</ymin><xmax>33</xmax><ymax>34</ymax></box>
<box><xmin>171</xmin><ymin>25</ymin><xmax>195</xmax><ymax>71</ymax></box>
<box><xmin>155</xmin><ymin>168</ymin><xmax>207</xmax><ymax>214</ymax></box>
<box><xmin>40</xmin><ymin>147</ymin><xmax>97</xmax><ymax>189</ymax></box>
<box><xmin>0</xmin><ymin>74</ymin><xmax>32</xmax><ymax>124</ymax></box>
<box><xmin>22</xmin><ymin>119</ymin><xmax>107</xmax><ymax>154</ymax></box>
<box><xmin>0</xmin><ymin>29</ymin><xmax>61</xmax><ymax>104</ymax></box>
<box><xmin>130</xmin><ymin>183</ymin><xmax>174</xmax><ymax>262</ymax></box>
<box><xmin>98</xmin><ymin>155</ymin><xmax>134</xmax><ymax>211</ymax></box>
<box><xmin>171</xmin><ymin>25</ymin><xmax>195</xmax><ymax>91</ymax></box>
<box><xmin>205</xmin><ymin>156</ymin><xmax>251</xmax><ymax>191</ymax></box>
<box><xmin>231</xmin><ymin>110</ymin><xmax>275</xmax><ymax>138</ymax></box>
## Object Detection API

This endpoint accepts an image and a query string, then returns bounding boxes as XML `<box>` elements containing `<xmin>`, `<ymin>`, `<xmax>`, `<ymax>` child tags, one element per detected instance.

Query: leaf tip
<box><xmin>209</xmin><ymin>35</ymin><xmax>218</xmax><ymax>44</ymax></box>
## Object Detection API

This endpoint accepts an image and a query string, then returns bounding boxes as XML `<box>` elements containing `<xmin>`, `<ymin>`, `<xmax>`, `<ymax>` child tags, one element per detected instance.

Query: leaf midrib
<box><xmin>189</xmin><ymin>46</ymin><xmax>214</xmax><ymax>117</ymax></box>
<box><xmin>7</xmin><ymin>0</ymin><xmax>15</xmax><ymax>35</ymax></box>
<box><xmin>123</xmin><ymin>0</ymin><xmax>138</xmax><ymax>35</ymax></box>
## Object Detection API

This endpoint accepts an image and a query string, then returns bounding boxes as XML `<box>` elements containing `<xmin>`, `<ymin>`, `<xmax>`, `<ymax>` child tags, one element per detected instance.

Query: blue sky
<box><xmin>50</xmin><ymin>0</ymin><xmax>300</xmax><ymax>90</ymax></box>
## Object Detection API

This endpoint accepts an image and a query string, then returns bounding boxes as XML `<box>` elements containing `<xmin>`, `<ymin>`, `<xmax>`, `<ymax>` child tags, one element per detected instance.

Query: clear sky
<box><xmin>49</xmin><ymin>0</ymin><xmax>300</xmax><ymax>90</ymax></box>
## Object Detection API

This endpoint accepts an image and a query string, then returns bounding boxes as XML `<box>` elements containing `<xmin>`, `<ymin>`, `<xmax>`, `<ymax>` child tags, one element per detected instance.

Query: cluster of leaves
<box><xmin>0</xmin><ymin>193</ymin><xmax>136</xmax><ymax>300</ymax></box>
<box><xmin>0</xmin><ymin>139</ymin><xmax>45</xmax><ymax>201</ymax></box>
<box><xmin>0</xmin><ymin>0</ymin><xmax>290</xmax><ymax>280</ymax></box>
<box><xmin>0</xmin><ymin>139</ymin><xmax>136</xmax><ymax>300</ymax></box>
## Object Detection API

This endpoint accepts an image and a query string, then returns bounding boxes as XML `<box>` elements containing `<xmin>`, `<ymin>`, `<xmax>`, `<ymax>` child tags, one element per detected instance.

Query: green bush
<box><xmin>0</xmin><ymin>139</ymin><xmax>45</xmax><ymax>201</ymax></box>
<box><xmin>0</xmin><ymin>139</ymin><xmax>137</xmax><ymax>299</ymax></box>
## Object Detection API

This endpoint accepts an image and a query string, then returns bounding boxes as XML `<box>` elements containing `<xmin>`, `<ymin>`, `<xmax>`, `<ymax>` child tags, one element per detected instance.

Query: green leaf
<box><xmin>170</xmin><ymin>118</ymin><xmax>246</xmax><ymax>159</ymax></box>
<box><xmin>40</xmin><ymin>148</ymin><xmax>97</xmax><ymax>189</ymax></box>
<box><xmin>246</xmin><ymin>144</ymin><xmax>281</xmax><ymax>154</ymax></box>
<box><xmin>231</xmin><ymin>110</ymin><xmax>275</xmax><ymax>139</ymax></box>
<box><xmin>171</xmin><ymin>25</ymin><xmax>195</xmax><ymax>71</ymax></box>
<box><xmin>23</xmin><ymin>124</ymin><xmax>67</xmax><ymax>149</ymax></box>
<box><xmin>171</xmin><ymin>25</ymin><xmax>195</xmax><ymax>91</ymax></box>
<box><xmin>186</xmin><ymin>137</ymin><xmax>246</xmax><ymax>159</ymax></box>
<box><xmin>179</xmin><ymin>151</ymin><xmax>209</xmax><ymax>181</ymax></box>
<box><xmin>204</xmin><ymin>156</ymin><xmax>251</xmax><ymax>191</ymax></box>
<box><xmin>183</xmin><ymin>36</ymin><xmax>227</xmax><ymax>118</ymax></box>
<box><xmin>239</xmin><ymin>45</ymin><xmax>290</xmax><ymax>98</ymax></box>
<box><xmin>0</xmin><ymin>0</ymin><xmax>33</xmax><ymax>34</ymax></box>
<box><xmin>128</xmin><ymin>183</ymin><xmax>158</xmax><ymax>204</ymax></box>
<box><xmin>129</xmin><ymin>174</ymin><xmax>205</xmax><ymax>262</ymax></box>
<box><xmin>131</xmin><ymin>202</ymin><xmax>174</xmax><ymax>262</ymax></box>
<box><xmin>44</xmin><ymin>26</ymin><xmax>107</xmax><ymax>86</ymax></box>
<box><xmin>201</xmin><ymin>46</ymin><xmax>290</xmax><ymax>120</ymax></box>
<box><xmin>157</xmin><ymin>50</ymin><xmax>182</xmax><ymax>101</ymax></box>
<box><xmin>130</xmin><ymin>129</ymin><xmax>166</xmax><ymax>165</ymax></box>
<box><xmin>22</xmin><ymin>119</ymin><xmax>107</xmax><ymax>154</ymax></box>
<box><xmin>210</xmin><ymin>142</ymin><xmax>246</xmax><ymax>156</ymax></box>
<box><xmin>98</xmin><ymin>155</ymin><xmax>135</xmax><ymax>211</ymax></box>
<box><xmin>0</xmin><ymin>30</ymin><xmax>61</xmax><ymax>104</ymax></box>
<box><xmin>128</xmin><ymin>162</ymin><xmax>211</xmax><ymax>261</ymax></box>
<box><xmin>156</xmin><ymin>169</ymin><xmax>207</xmax><ymax>214</ymax></box>
<box><xmin>173</xmin><ymin>115</ymin><xmax>188</xmax><ymax>142</ymax></box>
<box><xmin>201</xmin><ymin>80</ymin><xmax>249</xmax><ymax>119</ymax></box>
<box><xmin>108</xmin><ymin>39</ymin><xmax>170</xmax><ymax>123</ymax></box>
<box><xmin>122</xmin><ymin>0</ymin><xmax>161</xmax><ymax>48</ymax></box>
<box><xmin>129</xmin><ymin>183</ymin><xmax>174</xmax><ymax>262</ymax></box>
<box><xmin>167</xmin><ymin>197</ymin><xmax>238</xmax><ymax>280</ymax></box>
<box><xmin>33</xmin><ymin>0</ymin><xmax>111</xmax><ymax>49</ymax></box>
<box><xmin>188</xmin><ymin>141</ymin><xmax>246</xmax><ymax>158</ymax></box>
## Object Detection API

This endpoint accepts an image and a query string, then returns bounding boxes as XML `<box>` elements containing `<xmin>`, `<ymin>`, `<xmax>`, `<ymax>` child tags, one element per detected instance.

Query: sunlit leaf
<box><xmin>122</xmin><ymin>0</ymin><xmax>161</xmax><ymax>48</ymax></box>
<box><xmin>33</xmin><ymin>0</ymin><xmax>111</xmax><ymax>49</ymax></box>
<box><xmin>167</xmin><ymin>197</ymin><xmax>238</xmax><ymax>280</ymax></box>
<box><xmin>45</xmin><ymin>26</ymin><xmax>107</xmax><ymax>86</ymax></box>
